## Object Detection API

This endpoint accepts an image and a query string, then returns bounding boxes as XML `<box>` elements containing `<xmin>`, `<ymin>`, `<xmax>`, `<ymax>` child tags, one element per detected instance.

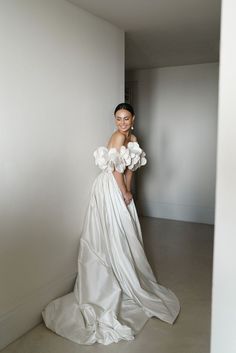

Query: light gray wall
<box><xmin>126</xmin><ymin>63</ymin><xmax>218</xmax><ymax>224</ymax></box>
<box><xmin>0</xmin><ymin>0</ymin><xmax>124</xmax><ymax>348</ymax></box>
<box><xmin>211</xmin><ymin>0</ymin><xmax>236</xmax><ymax>352</ymax></box>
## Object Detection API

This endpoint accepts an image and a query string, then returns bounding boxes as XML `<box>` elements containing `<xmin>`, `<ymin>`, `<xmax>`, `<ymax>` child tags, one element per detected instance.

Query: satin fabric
<box><xmin>42</xmin><ymin>151</ymin><xmax>180</xmax><ymax>345</ymax></box>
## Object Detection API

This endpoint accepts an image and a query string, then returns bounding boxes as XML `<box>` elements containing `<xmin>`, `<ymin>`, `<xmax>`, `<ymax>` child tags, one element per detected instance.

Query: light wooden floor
<box><xmin>1</xmin><ymin>217</ymin><xmax>214</xmax><ymax>353</ymax></box>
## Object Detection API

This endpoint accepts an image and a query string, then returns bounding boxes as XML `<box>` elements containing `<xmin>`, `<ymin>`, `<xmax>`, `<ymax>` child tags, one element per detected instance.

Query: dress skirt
<box><xmin>42</xmin><ymin>171</ymin><xmax>180</xmax><ymax>345</ymax></box>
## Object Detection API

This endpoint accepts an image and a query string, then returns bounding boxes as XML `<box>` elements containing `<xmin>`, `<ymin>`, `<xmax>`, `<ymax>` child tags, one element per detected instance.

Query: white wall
<box><xmin>126</xmin><ymin>63</ymin><xmax>218</xmax><ymax>224</ymax></box>
<box><xmin>211</xmin><ymin>0</ymin><xmax>236</xmax><ymax>352</ymax></box>
<box><xmin>0</xmin><ymin>0</ymin><xmax>124</xmax><ymax>348</ymax></box>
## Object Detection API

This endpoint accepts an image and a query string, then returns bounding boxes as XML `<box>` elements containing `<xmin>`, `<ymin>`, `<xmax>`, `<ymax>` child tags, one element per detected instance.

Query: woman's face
<box><xmin>115</xmin><ymin>109</ymin><xmax>135</xmax><ymax>134</ymax></box>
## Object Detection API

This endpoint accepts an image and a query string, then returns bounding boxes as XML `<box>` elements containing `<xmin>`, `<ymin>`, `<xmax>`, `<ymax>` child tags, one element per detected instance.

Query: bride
<box><xmin>42</xmin><ymin>103</ymin><xmax>180</xmax><ymax>345</ymax></box>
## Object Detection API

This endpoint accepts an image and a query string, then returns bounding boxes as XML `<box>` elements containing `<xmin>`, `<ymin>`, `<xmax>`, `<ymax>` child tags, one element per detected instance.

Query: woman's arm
<box><xmin>113</xmin><ymin>170</ymin><xmax>132</xmax><ymax>205</ymax></box>
<box><xmin>113</xmin><ymin>170</ymin><xmax>127</xmax><ymax>195</ymax></box>
<box><xmin>124</xmin><ymin>168</ymin><xmax>133</xmax><ymax>192</ymax></box>
<box><xmin>124</xmin><ymin>134</ymin><xmax>137</xmax><ymax>192</ymax></box>
<box><xmin>108</xmin><ymin>132</ymin><xmax>133</xmax><ymax>205</ymax></box>
<box><xmin>113</xmin><ymin>170</ymin><xmax>133</xmax><ymax>205</ymax></box>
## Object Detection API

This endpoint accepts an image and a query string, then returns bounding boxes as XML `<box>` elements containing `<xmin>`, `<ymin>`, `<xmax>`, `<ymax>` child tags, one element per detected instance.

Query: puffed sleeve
<box><xmin>93</xmin><ymin>146</ymin><xmax>126</xmax><ymax>173</ymax></box>
<box><xmin>126</xmin><ymin>142</ymin><xmax>147</xmax><ymax>171</ymax></box>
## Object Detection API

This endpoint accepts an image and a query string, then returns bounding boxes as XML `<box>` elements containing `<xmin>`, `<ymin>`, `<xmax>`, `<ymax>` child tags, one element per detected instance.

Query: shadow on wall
<box><xmin>126</xmin><ymin>73</ymin><xmax>158</xmax><ymax>216</ymax></box>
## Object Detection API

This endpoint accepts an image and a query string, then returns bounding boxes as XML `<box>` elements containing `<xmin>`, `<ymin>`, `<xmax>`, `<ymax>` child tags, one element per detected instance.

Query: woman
<box><xmin>42</xmin><ymin>103</ymin><xmax>180</xmax><ymax>345</ymax></box>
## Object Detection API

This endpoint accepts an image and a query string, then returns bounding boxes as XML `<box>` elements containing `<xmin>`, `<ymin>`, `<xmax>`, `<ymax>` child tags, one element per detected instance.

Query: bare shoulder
<box><xmin>130</xmin><ymin>134</ymin><xmax>138</xmax><ymax>142</ymax></box>
<box><xmin>107</xmin><ymin>131</ymin><xmax>126</xmax><ymax>149</ymax></box>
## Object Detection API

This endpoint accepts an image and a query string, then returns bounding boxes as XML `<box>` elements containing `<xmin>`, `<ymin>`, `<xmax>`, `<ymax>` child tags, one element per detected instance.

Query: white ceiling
<box><xmin>68</xmin><ymin>0</ymin><xmax>221</xmax><ymax>70</ymax></box>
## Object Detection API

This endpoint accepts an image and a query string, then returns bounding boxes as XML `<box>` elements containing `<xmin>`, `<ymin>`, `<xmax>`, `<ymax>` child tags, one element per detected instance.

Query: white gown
<box><xmin>42</xmin><ymin>142</ymin><xmax>180</xmax><ymax>345</ymax></box>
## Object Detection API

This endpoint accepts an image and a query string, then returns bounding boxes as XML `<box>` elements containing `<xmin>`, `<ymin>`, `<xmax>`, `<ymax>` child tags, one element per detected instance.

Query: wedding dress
<box><xmin>42</xmin><ymin>142</ymin><xmax>180</xmax><ymax>345</ymax></box>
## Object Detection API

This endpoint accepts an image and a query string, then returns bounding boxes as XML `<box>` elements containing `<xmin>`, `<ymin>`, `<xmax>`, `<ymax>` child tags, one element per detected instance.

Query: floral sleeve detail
<box><xmin>93</xmin><ymin>147</ymin><xmax>126</xmax><ymax>173</ymax></box>
<box><xmin>126</xmin><ymin>142</ymin><xmax>147</xmax><ymax>171</ymax></box>
<box><xmin>93</xmin><ymin>142</ymin><xmax>147</xmax><ymax>173</ymax></box>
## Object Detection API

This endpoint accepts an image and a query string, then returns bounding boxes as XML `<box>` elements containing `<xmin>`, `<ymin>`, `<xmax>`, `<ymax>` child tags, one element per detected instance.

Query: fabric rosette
<box><xmin>126</xmin><ymin>142</ymin><xmax>147</xmax><ymax>171</ymax></box>
<box><xmin>108</xmin><ymin>148</ymin><xmax>126</xmax><ymax>173</ymax></box>
<box><xmin>119</xmin><ymin>145</ymin><xmax>132</xmax><ymax>166</ymax></box>
<box><xmin>94</xmin><ymin>147</ymin><xmax>126</xmax><ymax>173</ymax></box>
<box><xmin>93</xmin><ymin>147</ymin><xmax>110</xmax><ymax>171</ymax></box>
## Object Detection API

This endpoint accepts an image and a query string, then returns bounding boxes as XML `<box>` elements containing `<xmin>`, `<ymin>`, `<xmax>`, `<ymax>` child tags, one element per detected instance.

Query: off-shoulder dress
<box><xmin>42</xmin><ymin>142</ymin><xmax>180</xmax><ymax>345</ymax></box>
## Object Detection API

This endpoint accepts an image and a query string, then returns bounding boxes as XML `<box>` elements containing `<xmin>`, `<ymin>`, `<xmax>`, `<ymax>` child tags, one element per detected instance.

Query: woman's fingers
<box><xmin>123</xmin><ymin>191</ymin><xmax>133</xmax><ymax>205</ymax></box>
<box><xmin>124</xmin><ymin>196</ymin><xmax>132</xmax><ymax>205</ymax></box>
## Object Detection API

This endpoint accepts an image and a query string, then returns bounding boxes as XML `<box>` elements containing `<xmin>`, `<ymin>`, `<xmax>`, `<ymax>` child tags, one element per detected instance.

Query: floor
<box><xmin>1</xmin><ymin>217</ymin><xmax>214</xmax><ymax>353</ymax></box>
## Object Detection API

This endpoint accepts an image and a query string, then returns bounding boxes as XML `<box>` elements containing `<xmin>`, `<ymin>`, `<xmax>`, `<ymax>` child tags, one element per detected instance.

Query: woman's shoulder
<box><xmin>130</xmin><ymin>134</ymin><xmax>137</xmax><ymax>142</ymax></box>
<box><xmin>106</xmin><ymin>131</ymin><xmax>138</xmax><ymax>150</ymax></box>
<box><xmin>107</xmin><ymin>131</ymin><xmax>126</xmax><ymax>149</ymax></box>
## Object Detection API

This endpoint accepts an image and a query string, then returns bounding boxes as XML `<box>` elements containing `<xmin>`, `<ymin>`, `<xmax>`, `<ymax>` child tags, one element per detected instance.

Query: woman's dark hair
<box><xmin>114</xmin><ymin>102</ymin><xmax>135</xmax><ymax>116</ymax></box>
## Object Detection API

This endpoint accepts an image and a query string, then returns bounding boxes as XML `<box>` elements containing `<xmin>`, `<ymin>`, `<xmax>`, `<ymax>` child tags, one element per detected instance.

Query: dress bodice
<box><xmin>93</xmin><ymin>141</ymin><xmax>147</xmax><ymax>173</ymax></box>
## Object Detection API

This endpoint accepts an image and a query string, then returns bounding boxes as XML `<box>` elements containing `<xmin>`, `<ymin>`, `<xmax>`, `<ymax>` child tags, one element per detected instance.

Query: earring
<box><xmin>131</xmin><ymin>126</ymin><xmax>134</xmax><ymax>130</ymax></box>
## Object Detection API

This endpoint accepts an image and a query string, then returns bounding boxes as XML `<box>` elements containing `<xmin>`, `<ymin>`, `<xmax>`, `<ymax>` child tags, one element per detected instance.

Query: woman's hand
<box><xmin>123</xmin><ymin>191</ymin><xmax>133</xmax><ymax>205</ymax></box>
